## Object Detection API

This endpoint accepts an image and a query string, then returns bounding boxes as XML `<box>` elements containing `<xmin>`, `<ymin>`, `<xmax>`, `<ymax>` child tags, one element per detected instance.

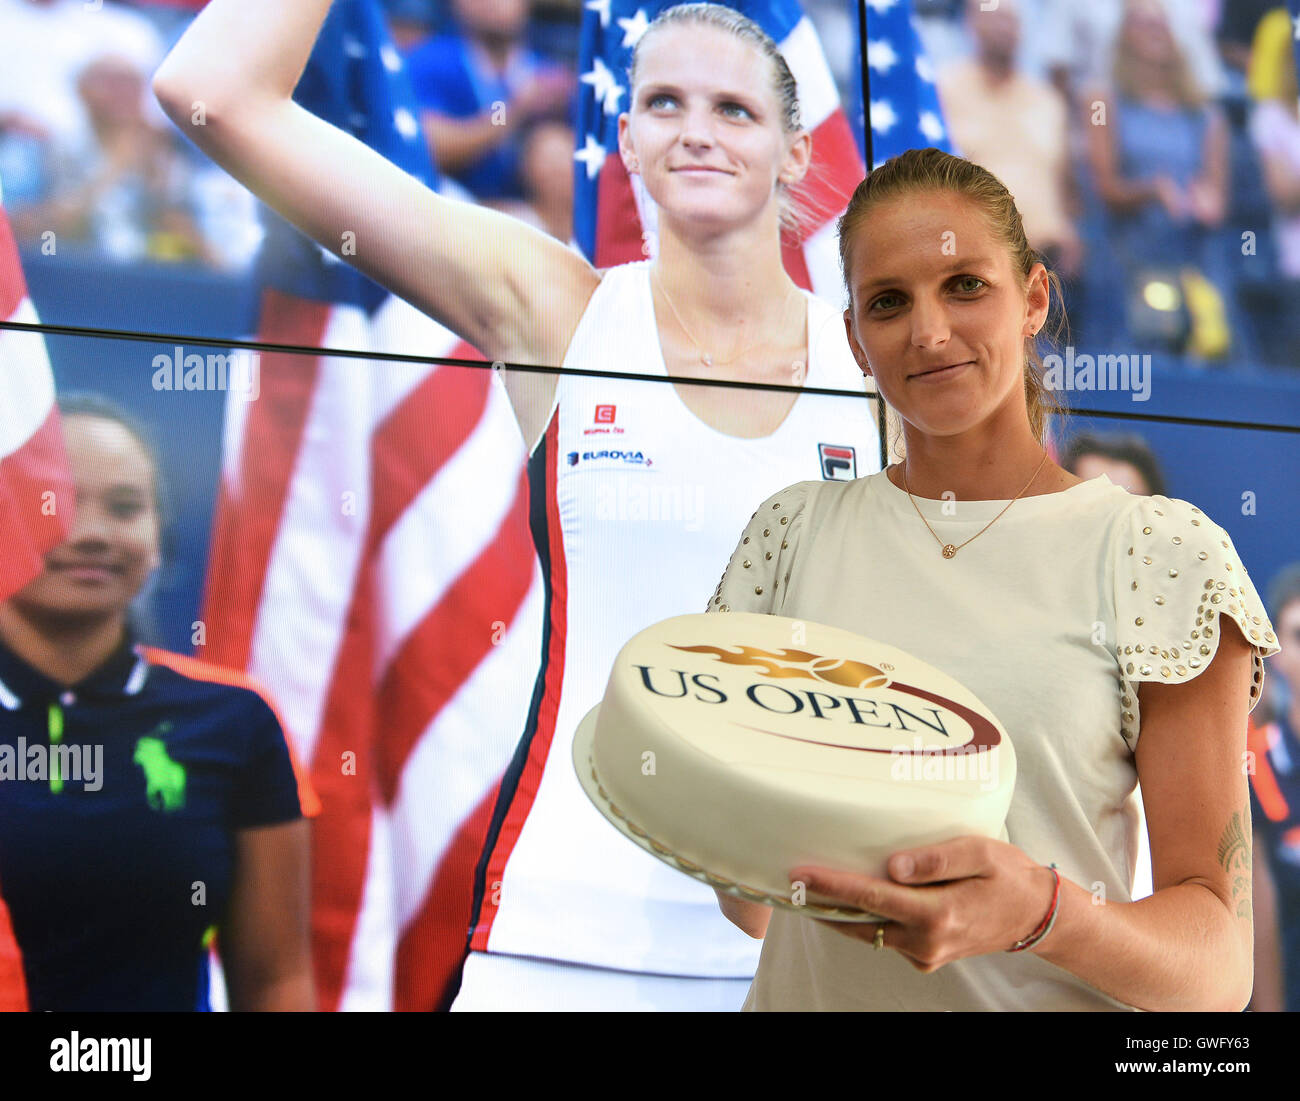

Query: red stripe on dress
<box><xmin>198</xmin><ymin>289</ymin><xmax>330</xmax><ymax>670</ymax></box>
<box><xmin>374</xmin><ymin>464</ymin><xmax>533</xmax><ymax>803</ymax></box>
<box><xmin>0</xmin><ymin>879</ymin><xmax>29</xmax><ymax>1012</ymax></box>
<box><xmin>0</xmin><ymin>404</ymin><xmax>73</xmax><ymax>603</ymax></box>
<box><xmin>469</xmin><ymin>415</ymin><xmax>568</xmax><ymax>952</ymax></box>
<box><xmin>392</xmin><ymin>779</ymin><xmax>502</xmax><ymax>1011</ymax></box>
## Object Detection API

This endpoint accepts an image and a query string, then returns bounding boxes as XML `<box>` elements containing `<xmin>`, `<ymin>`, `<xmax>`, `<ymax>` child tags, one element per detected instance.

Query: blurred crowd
<box><xmin>915</xmin><ymin>0</ymin><xmax>1300</xmax><ymax>370</ymax></box>
<box><xmin>0</xmin><ymin>0</ymin><xmax>1296</xmax><ymax>371</ymax></box>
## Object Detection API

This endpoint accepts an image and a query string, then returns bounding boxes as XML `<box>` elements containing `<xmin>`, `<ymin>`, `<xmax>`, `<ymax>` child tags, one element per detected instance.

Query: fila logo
<box><xmin>594</xmin><ymin>404</ymin><xmax>616</xmax><ymax>424</ymax></box>
<box><xmin>819</xmin><ymin>444</ymin><xmax>856</xmax><ymax>481</ymax></box>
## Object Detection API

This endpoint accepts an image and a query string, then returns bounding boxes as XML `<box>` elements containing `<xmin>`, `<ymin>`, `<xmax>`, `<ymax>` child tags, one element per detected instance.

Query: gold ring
<box><xmin>873</xmin><ymin>923</ymin><xmax>885</xmax><ymax>951</ymax></box>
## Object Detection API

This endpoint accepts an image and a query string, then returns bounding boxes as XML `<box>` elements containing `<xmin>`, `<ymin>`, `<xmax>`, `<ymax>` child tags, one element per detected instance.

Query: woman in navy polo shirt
<box><xmin>0</xmin><ymin>395</ymin><xmax>319</xmax><ymax>1011</ymax></box>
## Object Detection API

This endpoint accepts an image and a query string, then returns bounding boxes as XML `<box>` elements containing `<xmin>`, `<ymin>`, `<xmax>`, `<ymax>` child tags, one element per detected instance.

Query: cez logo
<box><xmin>594</xmin><ymin>404</ymin><xmax>616</xmax><ymax>424</ymax></box>
<box><xmin>819</xmin><ymin>444</ymin><xmax>856</xmax><ymax>481</ymax></box>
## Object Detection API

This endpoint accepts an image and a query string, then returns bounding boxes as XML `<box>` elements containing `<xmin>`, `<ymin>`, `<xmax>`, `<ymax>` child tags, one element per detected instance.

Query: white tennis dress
<box><xmin>454</xmin><ymin>259</ymin><xmax>879</xmax><ymax>1009</ymax></box>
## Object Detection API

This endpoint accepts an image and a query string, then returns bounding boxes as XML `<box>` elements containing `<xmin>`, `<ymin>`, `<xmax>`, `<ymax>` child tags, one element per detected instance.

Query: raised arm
<box><xmin>151</xmin><ymin>0</ymin><xmax>597</xmax><ymax>446</ymax></box>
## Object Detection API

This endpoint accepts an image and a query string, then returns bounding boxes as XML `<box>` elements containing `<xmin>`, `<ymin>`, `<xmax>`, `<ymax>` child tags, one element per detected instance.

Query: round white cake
<box><xmin>573</xmin><ymin>612</ymin><xmax>1016</xmax><ymax>920</ymax></box>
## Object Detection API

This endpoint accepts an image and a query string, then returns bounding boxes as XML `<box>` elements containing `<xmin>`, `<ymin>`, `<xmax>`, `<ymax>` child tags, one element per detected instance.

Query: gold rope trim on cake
<box><xmin>587</xmin><ymin>759</ymin><xmax>872</xmax><ymax>920</ymax></box>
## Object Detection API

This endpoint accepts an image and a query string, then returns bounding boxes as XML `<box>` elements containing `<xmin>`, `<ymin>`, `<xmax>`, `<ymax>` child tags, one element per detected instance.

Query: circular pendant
<box><xmin>701</xmin><ymin>352</ymin><xmax>713</xmax><ymax>367</ymax></box>
<box><xmin>941</xmin><ymin>544</ymin><xmax>957</xmax><ymax>559</ymax></box>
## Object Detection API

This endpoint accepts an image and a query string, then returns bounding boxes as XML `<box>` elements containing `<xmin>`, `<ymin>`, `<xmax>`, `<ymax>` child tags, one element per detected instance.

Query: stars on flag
<box><xmin>575</xmin><ymin>133</ymin><xmax>607</xmax><ymax>181</ymax></box>
<box><xmin>581</xmin><ymin>56</ymin><xmax>625</xmax><ymax>116</ymax></box>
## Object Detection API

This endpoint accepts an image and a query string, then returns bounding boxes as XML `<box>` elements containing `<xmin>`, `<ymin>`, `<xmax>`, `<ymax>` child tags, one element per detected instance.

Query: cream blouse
<box><xmin>705</xmin><ymin>470</ymin><xmax>1280</xmax><ymax>1011</ymax></box>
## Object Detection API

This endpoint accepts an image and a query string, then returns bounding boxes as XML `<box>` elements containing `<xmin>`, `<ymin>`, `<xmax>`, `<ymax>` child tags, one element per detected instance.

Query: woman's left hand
<box><xmin>790</xmin><ymin>836</ymin><xmax>1058</xmax><ymax>973</ymax></box>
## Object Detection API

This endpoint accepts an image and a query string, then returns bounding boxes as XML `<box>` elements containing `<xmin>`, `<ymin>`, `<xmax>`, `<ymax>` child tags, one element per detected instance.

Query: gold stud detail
<box><xmin>1191</xmin><ymin>507</ymin><xmax>1201</xmax><ymax>514</ymax></box>
<box><xmin>1123</xmin><ymin>711</ymin><xmax>1135</xmax><ymax>723</ymax></box>
<box><xmin>1142</xmin><ymin>556</ymin><xmax>1152</xmax><ymax>565</ymax></box>
<box><xmin>772</xmin><ymin>502</ymin><xmax>780</xmax><ymax>509</ymax></box>
<box><xmin>780</xmin><ymin>516</ymin><xmax>787</xmax><ymax>525</ymax></box>
<box><xmin>1124</xmin><ymin>646</ymin><xmax>1133</xmax><ymax>654</ymax></box>
<box><xmin>1155</xmin><ymin>596</ymin><xmax>1165</xmax><ymax>605</ymax></box>
<box><xmin>1139</xmin><ymin>664</ymin><xmax>1152</xmax><ymax>676</ymax></box>
<box><xmin>1126</xmin><ymin>663</ymin><xmax>1135</xmax><ymax>674</ymax></box>
<box><xmin>754</xmin><ymin>586</ymin><xmax>763</xmax><ymax>595</ymax></box>
<box><xmin>1197</xmin><ymin>551</ymin><xmax>1208</xmax><ymax>561</ymax></box>
<box><xmin>1204</xmin><ymin>626</ymin><xmax>1215</xmax><ymax>638</ymax></box>
<box><xmin>762</xmin><ymin>528</ymin><xmax>770</xmax><ymax>537</ymax></box>
<box><xmin>1217</xmin><ymin>581</ymin><xmax>1226</xmax><ymax>589</ymax></box>
<box><xmin>1121</xmin><ymin>695</ymin><xmax>1132</xmax><ymax>706</ymax></box>
<box><xmin>1161</xmin><ymin>667</ymin><xmax>1171</xmax><ymax>677</ymax></box>
<box><xmin>1265</xmin><ymin>631</ymin><xmax>1276</xmax><ymax>643</ymax></box>
<box><xmin>1175</xmin><ymin>665</ymin><xmax>1187</xmax><ymax>676</ymax></box>
<box><xmin>1171</xmin><ymin>536</ymin><xmax>1182</xmax><ymax>545</ymax></box>
<box><xmin>1189</xmin><ymin>658</ymin><xmax>1201</xmax><ymax>669</ymax></box>
<box><xmin>1200</xmin><ymin>644</ymin><xmax>1211</xmax><ymax>656</ymax></box>
<box><xmin>1211</xmin><ymin>593</ymin><xmax>1222</xmax><ymax>604</ymax></box>
<box><xmin>742</xmin><ymin>559</ymin><xmax>751</xmax><ymax>568</ymax></box>
<box><xmin>782</xmin><ymin>540</ymin><xmax>789</xmax><ymax>549</ymax></box>
<box><xmin>1169</xmin><ymin>568</ymin><xmax>1179</xmax><ymax>578</ymax></box>
<box><xmin>742</xmin><ymin>537</ymin><xmax>750</xmax><ymax>544</ymax></box>
<box><xmin>1154</xmin><ymin>509</ymin><xmax>1163</xmax><ymax>516</ymax></box>
<box><xmin>1143</xmin><ymin>526</ymin><xmax>1152</xmax><ymax>535</ymax></box>
<box><xmin>765</xmin><ymin>551</ymin><xmax>772</xmax><ymax>560</ymax></box>
<box><xmin>1135</xmin><ymin>617</ymin><xmax>1144</xmax><ymax>626</ymax></box>
<box><xmin>1204</xmin><ymin>580</ymin><xmax>1214</xmax><ymax>590</ymax></box>
<box><xmin>1128</xmin><ymin>547</ymin><xmax>1134</xmax><ymax>556</ymax></box>
<box><xmin>1190</xmin><ymin>519</ymin><xmax>1200</xmax><ymax>526</ymax></box>
<box><xmin>1136</xmin><ymin>644</ymin><xmax>1145</xmax><ymax>653</ymax></box>
<box><xmin>1131</xmin><ymin>581</ymin><xmax>1138</xmax><ymax>591</ymax></box>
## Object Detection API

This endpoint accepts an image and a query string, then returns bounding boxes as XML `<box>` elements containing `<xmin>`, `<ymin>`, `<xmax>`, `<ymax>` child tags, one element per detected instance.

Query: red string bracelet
<box><xmin>1008</xmin><ymin>863</ymin><xmax>1060</xmax><ymax>953</ymax></box>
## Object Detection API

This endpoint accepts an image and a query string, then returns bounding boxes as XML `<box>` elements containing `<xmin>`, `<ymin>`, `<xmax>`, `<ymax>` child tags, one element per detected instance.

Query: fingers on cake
<box><xmin>573</xmin><ymin>613</ymin><xmax>1016</xmax><ymax>920</ymax></box>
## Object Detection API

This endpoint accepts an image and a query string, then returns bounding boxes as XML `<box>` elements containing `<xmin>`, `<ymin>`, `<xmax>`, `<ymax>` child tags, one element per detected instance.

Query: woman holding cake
<box><xmin>708</xmin><ymin>146</ymin><xmax>1281</xmax><ymax>1011</ymax></box>
<box><xmin>151</xmin><ymin>2</ymin><xmax>877</xmax><ymax>1008</ymax></box>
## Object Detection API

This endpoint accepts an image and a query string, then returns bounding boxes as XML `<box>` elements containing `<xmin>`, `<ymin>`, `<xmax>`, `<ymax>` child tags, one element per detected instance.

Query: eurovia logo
<box><xmin>818</xmin><ymin>444</ymin><xmax>856</xmax><ymax>480</ymax></box>
<box><xmin>567</xmin><ymin>449</ymin><xmax>653</xmax><ymax>467</ymax></box>
<box><xmin>630</xmin><ymin>642</ymin><xmax>1003</xmax><ymax>758</ymax></box>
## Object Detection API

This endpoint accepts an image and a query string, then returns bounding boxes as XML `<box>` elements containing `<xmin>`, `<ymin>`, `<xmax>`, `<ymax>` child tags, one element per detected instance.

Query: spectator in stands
<box><xmin>1215</xmin><ymin>0</ymin><xmax>1277</xmax><ymax>88</ymax></box>
<box><xmin>1082</xmin><ymin>0</ymin><xmax>1230</xmax><ymax>353</ymax></box>
<box><xmin>491</xmin><ymin>116</ymin><xmax>576</xmax><ymax>242</ymax></box>
<box><xmin>936</xmin><ymin>0</ymin><xmax>1081</xmax><ymax>277</ymax></box>
<box><xmin>1246</xmin><ymin>7</ymin><xmax>1300</xmax><ymax>368</ymax></box>
<box><xmin>0</xmin><ymin>0</ymin><xmax>166</xmax><ymax>212</ymax></box>
<box><xmin>1060</xmin><ymin>430</ymin><xmax>1167</xmax><ymax>496</ymax></box>
<box><xmin>9</xmin><ymin>48</ymin><xmax>212</xmax><ymax>263</ymax></box>
<box><xmin>404</xmin><ymin>0</ymin><xmax>576</xmax><ymax>202</ymax></box>
<box><xmin>1247</xmin><ymin>564</ymin><xmax>1300</xmax><ymax>1011</ymax></box>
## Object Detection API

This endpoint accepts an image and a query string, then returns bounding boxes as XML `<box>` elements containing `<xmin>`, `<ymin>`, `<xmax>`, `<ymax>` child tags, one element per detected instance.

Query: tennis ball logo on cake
<box><xmin>669</xmin><ymin>644</ymin><xmax>890</xmax><ymax>690</ymax></box>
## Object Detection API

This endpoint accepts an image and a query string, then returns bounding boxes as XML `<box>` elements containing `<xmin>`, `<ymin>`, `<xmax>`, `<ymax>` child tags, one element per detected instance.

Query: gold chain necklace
<box><xmin>652</xmin><ymin>265</ymin><xmax>800</xmax><ymax>368</ymax></box>
<box><xmin>903</xmin><ymin>449</ymin><xmax>1050</xmax><ymax>559</ymax></box>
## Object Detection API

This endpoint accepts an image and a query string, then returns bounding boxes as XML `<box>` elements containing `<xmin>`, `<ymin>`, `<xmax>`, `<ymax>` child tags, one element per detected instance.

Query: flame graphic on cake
<box><xmin>668</xmin><ymin>644</ymin><xmax>891</xmax><ymax>690</ymax></box>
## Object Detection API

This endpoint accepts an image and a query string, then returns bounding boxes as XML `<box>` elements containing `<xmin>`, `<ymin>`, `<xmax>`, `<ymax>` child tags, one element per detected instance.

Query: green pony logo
<box><xmin>133</xmin><ymin>724</ymin><xmax>186</xmax><ymax>812</ymax></box>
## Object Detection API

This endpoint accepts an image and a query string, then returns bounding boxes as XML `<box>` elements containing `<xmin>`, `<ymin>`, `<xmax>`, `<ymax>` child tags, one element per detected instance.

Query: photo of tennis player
<box><xmin>149</xmin><ymin>0</ymin><xmax>878</xmax><ymax>1010</ymax></box>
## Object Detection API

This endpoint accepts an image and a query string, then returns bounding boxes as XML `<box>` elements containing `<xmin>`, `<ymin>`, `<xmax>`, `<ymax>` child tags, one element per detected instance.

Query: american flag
<box><xmin>575</xmin><ymin>0</ymin><xmax>948</xmax><ymax>296</ymax></box>
<box><xmin>0</xmin><ymin>180</ymin><xmax>74</xmax><ymax>604</ymax></box>
<box><xmin>196</xmin><ymin>0</ymin><xmax>542</xmax><ymax>1012</ymax></box>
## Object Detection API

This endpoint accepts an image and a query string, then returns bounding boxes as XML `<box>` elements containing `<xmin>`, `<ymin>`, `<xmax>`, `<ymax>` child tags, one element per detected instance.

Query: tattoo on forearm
<box><xmin>1216</xmin><ymin>807</ymin><xmax>1252</xmax><ymax>920</ymax></box>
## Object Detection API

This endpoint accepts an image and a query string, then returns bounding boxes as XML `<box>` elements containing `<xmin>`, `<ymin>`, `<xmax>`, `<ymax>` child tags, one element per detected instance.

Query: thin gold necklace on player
<box><xmin>652</xmin><ymin>265</ymin><xmax>800</xmax><ymax>368</ymax></box>
<box><xmin>903</xmin><ymin>448</ymin><xmax>1050</xmax><ymax>560</ymax></box>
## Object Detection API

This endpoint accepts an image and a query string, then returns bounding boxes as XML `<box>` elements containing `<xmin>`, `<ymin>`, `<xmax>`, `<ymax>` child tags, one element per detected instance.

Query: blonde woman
<box><xmin>152</xmin><ymin>1</ymin><xmax>878</xmax><ymax>1009</ymax></box>
<box><xmin>709</xmin><ymin>147</ymin><xmax>1280</xmax><ymax>1010</ymax></box>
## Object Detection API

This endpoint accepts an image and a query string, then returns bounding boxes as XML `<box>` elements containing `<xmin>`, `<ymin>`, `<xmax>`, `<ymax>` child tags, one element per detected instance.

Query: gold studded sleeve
<box><xmin>1113</xmin><ymin>494</ymin><xmax>1281</xmax><ymax>748</ymax></box>
<box><xmin>704</xmin><ymin>481</ymin><xmax>815</xmax><ymax>617</ymax></box>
